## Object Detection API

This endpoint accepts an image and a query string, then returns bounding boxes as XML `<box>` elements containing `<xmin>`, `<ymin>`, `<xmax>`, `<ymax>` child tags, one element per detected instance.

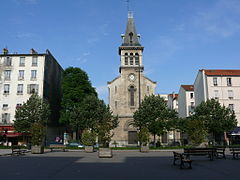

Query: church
<box><xmin>108</xmin><ymin>12</ymin><xmax>156</xmax><ymax>147</ymax></box>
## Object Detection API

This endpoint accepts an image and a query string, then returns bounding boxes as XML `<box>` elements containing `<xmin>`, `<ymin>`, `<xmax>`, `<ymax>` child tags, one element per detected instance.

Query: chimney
<box><xmin>30</xmin><ymin>48</ymin><xmax>38</xmax><ymax>54</ymax></box>
<box><xmin>3</xmin><ymin>48</ymin><xmax>8</xmax><ymax>55</ymax></box>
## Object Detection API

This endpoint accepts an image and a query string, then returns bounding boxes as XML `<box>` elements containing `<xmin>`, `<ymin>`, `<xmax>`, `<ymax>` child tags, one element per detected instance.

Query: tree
<box><xmin>133</xmin><ymin>95</ymin><xmax>177</xmax><ymax>146</ymax></box>
<box><xmin>69</xmin><ymin>95</ymin><xmax>100</xmax><ymax>132</ymax></box>
<box><xmin>14</xmin><ymin>94</ymin><xmax>50</xmax><ymax>147</ymax></box>
<box><xmin>93</xmin><ymin>101</ymin><xmax>118</xmax><ymax>147</ymax></box>
<box><xmin>14</xmin><ymin>94</ymin><xmax>50</xmax><ymax>133</ymax></box>
<box><xmin>60</xmin><ymin>67</ymin><xmax>97</xmax><ymax>125</ymax></box>
<box><xmin>187</xmin><ymin>116</ymin><xmax>207</xmax><ymax>146</ymax></box>
<box><xmin>69</xmin><ymin>95</ymin><xmax>118</xmax><ymax>146</ymax></box>
<box><xmin>194</xmin><ymin>99</ymin><xmax>237</xmax><ymax>143</ymax></box>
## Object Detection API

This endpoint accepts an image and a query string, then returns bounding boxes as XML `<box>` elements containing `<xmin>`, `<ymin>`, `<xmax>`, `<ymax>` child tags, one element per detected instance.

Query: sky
<box><xmin>1</xmin><ymin>0</ymin><xmax>240</xmax><ymax>103</ymax></box>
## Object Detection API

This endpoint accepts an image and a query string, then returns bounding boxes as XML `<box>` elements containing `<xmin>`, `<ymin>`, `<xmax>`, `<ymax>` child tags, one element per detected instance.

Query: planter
<box><xmin>85</xmin><ymin>146</ymin><xmax>94</xmax><ymax>153</ymax></box>
<box><xmin>98</xmin><ymin>148</ymin><xmax>112</xmax><ymax>158</ymax></box>
<box><xmin>31</xmin><ymin>145</ymin><xmax>44</xmax><ymax>154</ymax></box>
<box><xmin>140</xmin><ymin>145</ymin><xmax>149</xmax><ymax>153</ymax></box>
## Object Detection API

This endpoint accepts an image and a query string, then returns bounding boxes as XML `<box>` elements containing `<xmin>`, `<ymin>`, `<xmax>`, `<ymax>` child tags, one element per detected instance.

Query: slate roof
<box><xmin>122</xmin><ymin>12</ymin><xmax>141</xmax><ymax>47</ymax></box>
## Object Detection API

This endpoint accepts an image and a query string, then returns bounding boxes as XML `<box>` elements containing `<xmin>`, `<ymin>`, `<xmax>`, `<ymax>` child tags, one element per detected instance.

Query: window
<box><xmin>3</xmin><ymin>84</ymin><xmax>10</xmax><ymax>94</ymax></box>
<box><xmin>2</xmin><ymin>104</ymin><xmax>8</xmax><ymax>110</ymax></box>
<box><xmin>228</xmin><ymin>90</ymin><xmax>234</xmax><ymax>99</ymax></box>
<box><xmin>228</xmin><ymin>104</ymin><xmax>234</xmax><ymax>112</ymax></box>
<box><xmin>19</xmin><ymin>57</ymin><xmax>25</xmax><ymax>66</ymax></box>
<box><xmin>129</xmin><ymin>86</ymin><xmax>135</xmax><ymax>106</ymax></box>
<box><xmin>190</xmin><ymin>93</ymin><xmax>194</xmax><ymax>99</ymax></box>
<box><xmin>32</xmin><ymin>56</ymin><xmax>38</xmax><ymax>66</ymax></box>
<box><xmin>213</xmin><ymin>77</ymin><xmax>218</xmax><ymax>86</ymax></box>
<box><xmin>1</xmin><ymin>113</ymin><xmax>10</xmax><ymax>124</ymax></box>
<box><xmin>135</xmin><ymin>53</ymin><xmax>139</xmax><ymax>65</ymax></box>
<box><xmin>27</xmin><ymin>84</ymin><xmax>39</xmax><ymax>94</ymax></box>
<box><xmin>17</xmin><ymin>84</ymin><xmax>23</xmax><ymax>94</ymax></box>
<box><xmin>115</xmin><ymin>86</ymin><xmax>117</xmax><ymax>94</ymax></box>
<box><xmin>227</xmin><ymin>78</ymin><xmax>232</xmax><ymax>86</ymax></box>
<box><xmin>214</xmin><ymin>90</ymin><xmax>219</xmax><ymax>99</ymax></box>
<box><xmin>129</xmin><ymin>32</ymin><xmax>133</xmax><ymax>44</ymax></box>
<box><xmin>4</xmin><ymin>70</ymin><xmax>11</xmax><ymax>80</ymax></box>
<box><xmin>4</xmin><ymin>57</ymin><xmax>12</xmax><ymax>66</ymax></box>
<box><xmin>124</xmin><ymin>53</ymin><xmax>128</xmax><ymax>65</ymax></box>
<box><xmin>31</xmin><ymin>70</ymin><xmax>37</xmax><ymax>80</ymax></box>
<box><xmin>190</xmin><ymin>102</ymin><xmax>195</xmax><ymax>109</ymax></box>
<box><xmin>147</xmin><ymin>86</ymin><xmax>150</xmax><ymax>93</ymax></box>
<box><xmin>115</xmin><ymin>101</ymin><xmax>117</xmax><ymax>109</ymax></box>
<box><xmin>16</xmin><ymin>104</ymin><xmax>22</xmax><ymax>108</ymax></box>
<box><xmin>18</xmin><ymin>70</ymin><xmax>24</xmax><ymax>80</ymax></box>
<box><xmin>130</xmin><ymin>53</ymin><xmax>133</xmax><ymax>65</ymax></box>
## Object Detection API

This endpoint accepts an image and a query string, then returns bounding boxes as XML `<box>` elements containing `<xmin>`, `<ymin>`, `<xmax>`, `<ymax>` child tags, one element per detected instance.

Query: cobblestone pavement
<box><xmin>0</xmin><ymin>150</ymin><xmax>239</xmax><ymax>180</ymax></box>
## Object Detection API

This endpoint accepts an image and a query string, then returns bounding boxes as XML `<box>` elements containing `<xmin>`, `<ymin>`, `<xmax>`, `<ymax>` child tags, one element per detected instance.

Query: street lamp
<box><xmin>135</xmin><ymin>63</ymin><xmax>143</xmax><ymax>107</ymax></box>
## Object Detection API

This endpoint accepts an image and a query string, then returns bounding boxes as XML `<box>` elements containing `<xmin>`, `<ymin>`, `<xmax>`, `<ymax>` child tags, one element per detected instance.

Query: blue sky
<box><xmin>1</xmin><ymin>0</ymin><xmax>240</xmax><ymax>103</ymax></box>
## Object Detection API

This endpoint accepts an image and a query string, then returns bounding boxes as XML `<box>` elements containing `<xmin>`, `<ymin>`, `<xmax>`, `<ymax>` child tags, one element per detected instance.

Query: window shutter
<box><xmin>36</xmin><ymin>84</ymin><xmax>39</xmax><ymax>93</ymax></box>
<box><xmin>27</xmin><ymin>84</ymin><xmax>30</xmax><ymax>94</ymax></box>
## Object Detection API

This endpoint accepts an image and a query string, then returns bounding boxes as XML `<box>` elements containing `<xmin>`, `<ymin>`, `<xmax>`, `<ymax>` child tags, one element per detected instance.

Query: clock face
<box><xmin>129</xmin><ymin>74</ymin><xmax>135</xmax><ymax>81</ymax></box>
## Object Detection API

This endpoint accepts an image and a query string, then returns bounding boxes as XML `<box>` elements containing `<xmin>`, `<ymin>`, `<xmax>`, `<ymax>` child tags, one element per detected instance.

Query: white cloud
<box><xmin>193</xmin><ymin>0</ymin><xmax>240</xmax><ymax>38</ymax></box>
<box><xmin>76</xmin><ymin>52</ymin><xmax>91</xmax><ymax>64</ymax></box>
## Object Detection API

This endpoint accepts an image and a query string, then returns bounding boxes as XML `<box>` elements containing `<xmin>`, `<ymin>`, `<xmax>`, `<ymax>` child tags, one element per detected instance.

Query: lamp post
<box><xmin>135</xmin><ymin>64</ymin><xmax>143</xmax><ymax>107</ymax></box>
<box><xmin>172</xmin><ymin>92</ymin><xmax>176</xmax><ymax>145</ymax></box>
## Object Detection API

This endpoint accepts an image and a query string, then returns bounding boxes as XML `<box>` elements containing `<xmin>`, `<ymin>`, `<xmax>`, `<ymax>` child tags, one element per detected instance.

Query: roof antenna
<box><xmin>126</xmin><ymin>0</ymin><xmax>130</xmax><ymax>12</ymax></box>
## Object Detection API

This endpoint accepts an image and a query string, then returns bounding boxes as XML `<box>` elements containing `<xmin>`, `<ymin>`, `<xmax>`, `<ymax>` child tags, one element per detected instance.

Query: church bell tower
<box><xmin>108</xmin><ymin>12</ymin><xmax>156</xmax><ymax>146</ymax></box>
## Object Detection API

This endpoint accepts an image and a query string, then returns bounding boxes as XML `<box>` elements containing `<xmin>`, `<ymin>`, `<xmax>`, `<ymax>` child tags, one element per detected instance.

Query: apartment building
<box><xmin>0</xmin><ymin>48</ymin><xmax>63</xmax><ymax>144</ymax></box>
<box><xmin>178</xmin><ymin>85</ymin><xmax>195</xmax><ymax>118</ymax></box>
<box><xmin>194</xmin><ymin>69</ymin><xmax>240</xmax><ymax>125</ymax></box>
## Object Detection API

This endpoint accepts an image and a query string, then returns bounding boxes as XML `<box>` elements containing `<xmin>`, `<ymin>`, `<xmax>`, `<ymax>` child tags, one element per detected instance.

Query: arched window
<box><xmin>129</xmin><ymin>32</ymin><xmax>133</xmax><ymax>44</ymax></box>
<box><xmin>124</xmin><ymin>53</ymin><xmax>128</xmax><ymax>65</ymax></box>
<box><xmin>135</xmin><ymin>53</ymin><xmax>139</xmax><ymax>65</ymax></box>
<box><xmin>130</xmin><ymin>53</ymin><xmax>134</xmax><ymax>65</ymax></box>
<box><xmin>129</xmin><ymin>85</ymin><xmax>135</xmax><ymax>106</ymax></box>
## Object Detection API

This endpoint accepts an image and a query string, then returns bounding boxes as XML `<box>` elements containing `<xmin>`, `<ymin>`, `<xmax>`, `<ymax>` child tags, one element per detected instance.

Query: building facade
<box><xmin>0</xmin><ymin>48</ymin><xmax>63</xmax><ymax>145</ymax></box>
<box><xmin>194</xmin><ymin>69</ymin><xmax>240</xmax><ymax>125</ymax></box>
<box><xmin>178</xmin><ymin>85</ymin><xmax>195</xmax><ymax>118</ymax></box>
<box><xmin>108</xmin><ymin>13</ymin><xmax>156</xmax><ymax>146</ymax></box>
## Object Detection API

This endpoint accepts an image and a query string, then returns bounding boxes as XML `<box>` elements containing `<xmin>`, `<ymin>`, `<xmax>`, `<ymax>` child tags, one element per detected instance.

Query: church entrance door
<box><xmin>128</xmin><ymin>131</ymin><xmax>138</xmax><ymax>144</ymax></box>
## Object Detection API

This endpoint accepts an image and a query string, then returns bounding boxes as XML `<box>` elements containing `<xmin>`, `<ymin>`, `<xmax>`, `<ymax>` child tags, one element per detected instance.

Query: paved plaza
<box><xmin>0</xmin><ymin>149</ymin><xmax>239</xmax><ymax>180</ymax></box>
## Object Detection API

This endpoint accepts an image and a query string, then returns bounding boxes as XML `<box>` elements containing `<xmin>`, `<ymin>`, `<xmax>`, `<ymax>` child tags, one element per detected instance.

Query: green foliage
<box><xmin>95</xmin><ymin>104</ymin><xmax>118</xmax><ymax>148</ymax></box>
<box><xmin>31</xmin><ymin>123</ymin><xmax>44</xmax><ymax>146</ymax></box>
<box><xmin>69</xmin><ymin>95</ymin><xmax>118</xmax><ymax>147</ymax></box>
<box><xmin>133</xmin><ymin>95</ymin><xmax>177</xmax><ymax>136</ymax></box>
<box><xmin>14</xmin><ymin>94</ymin><xmax>50</xmax><ymax>132</ymax></box>
<box><xmin>194</xmin><ymin>99</ymin><xmax>237</xmax><ymax>135</ymax></box>
<box><xmin>60</xmin><ymin>67</ymin><xmax>97</xmax><ymax>124</ymax></box>
<box><xmin>187</xmin><ymin>116</ymin><xmax>207</xmax><ymax>146</ymax></box>
<box><xmin>138</xmin><ymin>127</ymin><xmax>150</xmax><ymax>146</ymax></box>
<box><xmin>69</xmin><ymin>95</ymin><xmax>102</xmax><ymax>131</ymax></box>
<box><xmin>81</xmin><ymin>129</ymin><xmax>96</xmax><ymax>146</ymax></box>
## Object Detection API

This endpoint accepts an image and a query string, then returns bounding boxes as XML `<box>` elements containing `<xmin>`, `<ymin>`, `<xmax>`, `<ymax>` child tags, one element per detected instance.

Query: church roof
<box><xmin>122</xmin><ymin>12</ymin><xmax>141</xmax><ymax>46</ymax></box>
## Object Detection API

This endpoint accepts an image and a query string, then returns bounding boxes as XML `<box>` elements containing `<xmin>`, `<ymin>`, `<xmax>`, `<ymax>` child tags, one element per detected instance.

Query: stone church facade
<box><xmin>108</xmin><ymin>13</ymin><xmax>156</xmax><ymax>147</ymax></box>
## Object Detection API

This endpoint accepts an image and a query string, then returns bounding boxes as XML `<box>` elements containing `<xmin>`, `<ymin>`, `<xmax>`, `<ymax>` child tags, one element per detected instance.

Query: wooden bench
<box><xmin>230</xmin><ymin>148</ymin><xmax>240</xmax><ymax>159</ymax></box>
<box><xmin>11</xmin><ymin>146</ymin><xmax>28</xmax><ymax>156</ymax></box>
<box><xmin>215</xmin><ymin>148</ymin><xmax>226</xmax><ymax>159</ymax></box>
<box><xmin>184</xmin><ymin>148</ymin><xmax>215</xmax><ymax>161</ymax></box>
<box><xmin>173</xmin><ymin>152</ymin><xmax>192</xmax><ymax>169</ymax></box>
<box><xmin>49</xmin><ymin>144</ymin><xmax>66</xmax><ymax>152</ymax></box>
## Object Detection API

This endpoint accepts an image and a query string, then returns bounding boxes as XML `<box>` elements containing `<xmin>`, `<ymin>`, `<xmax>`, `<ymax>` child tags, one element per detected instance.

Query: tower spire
<box><xmin>122</xmin><ymin>12</ymin><xmax>141</xmax><ymax>46</ymax></box>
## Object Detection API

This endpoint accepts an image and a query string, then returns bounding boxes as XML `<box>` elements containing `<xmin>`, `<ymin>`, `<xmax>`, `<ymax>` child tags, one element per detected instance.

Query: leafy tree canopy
<box><xmin>133</xmin><ymin>95</ymin><xmax>177</xmax><ymax>136</ymax></box>
<box><xmin>14</xmin><ymin>94</ymin><xmax>50</xmax><ymax>132</ymax></box>
<box><xmin>194</xmin><ymin>99</ymin><xmax>237</xmax><ymax>134</ymax></box>
<box><xmin>60</xmin><ymin>67</ymin><xmax>97</xmax><ymax>124</ymax></box>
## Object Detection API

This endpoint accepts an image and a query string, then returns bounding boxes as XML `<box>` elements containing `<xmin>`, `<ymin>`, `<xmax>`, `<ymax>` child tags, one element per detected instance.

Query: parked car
<box><xmin>67</xmin><ymin>142</ymin><xmax>84</xmax><ymax>148</ymax></box>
